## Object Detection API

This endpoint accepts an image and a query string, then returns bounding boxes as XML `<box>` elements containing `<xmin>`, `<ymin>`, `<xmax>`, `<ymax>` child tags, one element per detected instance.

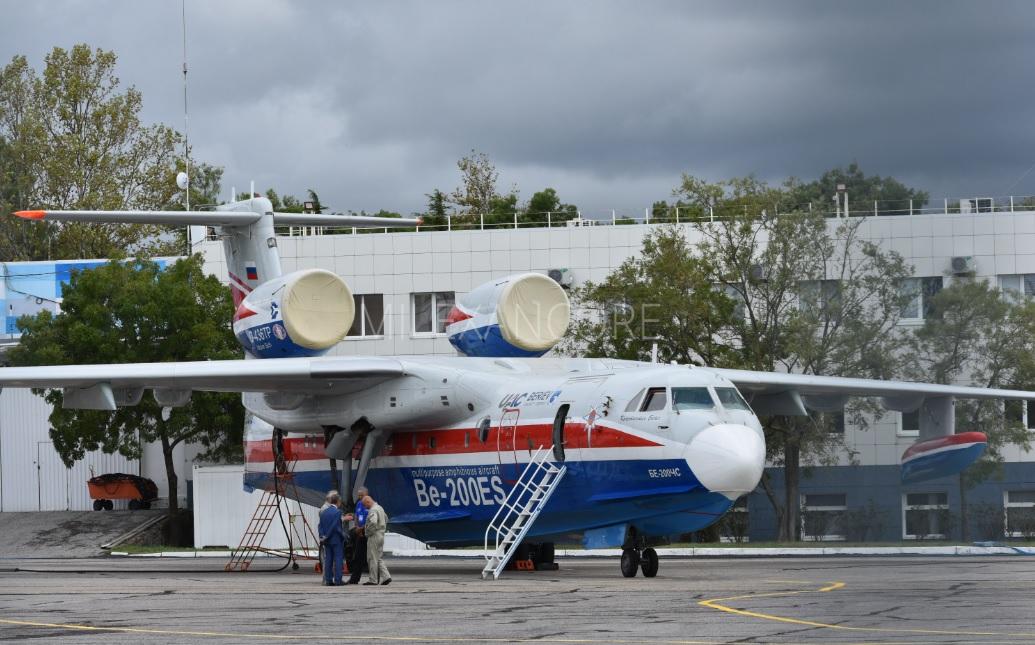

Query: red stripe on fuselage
<box><xmin>244</xmin><ymin>422</ymin><xmax>662</xmax><ymax>464</ymax></box>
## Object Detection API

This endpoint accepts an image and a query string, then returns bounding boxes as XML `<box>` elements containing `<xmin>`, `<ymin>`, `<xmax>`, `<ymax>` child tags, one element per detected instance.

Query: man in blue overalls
<box><xmin>318</xmin><ymin>491</ymin><xmax>345</xmax><ymax>586</ymax></box>
<box><xmin>344</xmin><ymin>486</ymin><xmax>369</xmax><ymax>585</ymax></box>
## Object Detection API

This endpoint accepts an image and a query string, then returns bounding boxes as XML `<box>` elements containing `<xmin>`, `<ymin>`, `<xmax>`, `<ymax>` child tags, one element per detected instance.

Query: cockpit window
<box><xmin>625</xmin><ymin>388</ymin><xmax>646</xmax><ymax>412</ymax></box>
<box><xmin>715</xmin><ymin>387</ymin><xmax>751</xmax><ymax>411</ymax></box>
<box><xmin>672</xmin><ymin>387</ymin><xmax>714</xmax><ymax>411</ymax></box>
<box><xmin>640</xmin><ymin>387</ymin><xmax>667</xmax><ymax>412</ymax></box>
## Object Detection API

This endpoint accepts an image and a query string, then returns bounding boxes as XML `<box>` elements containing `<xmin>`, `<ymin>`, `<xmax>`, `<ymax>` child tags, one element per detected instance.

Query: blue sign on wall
<box><xmin>1</xmin><ymin>259</ymin><xmax>170</xmax><ymax>337</ymax></box>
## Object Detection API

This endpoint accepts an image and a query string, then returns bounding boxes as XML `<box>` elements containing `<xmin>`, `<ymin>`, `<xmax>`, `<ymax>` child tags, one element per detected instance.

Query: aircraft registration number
<box><xmin>648</xmin><ymin>467</ymin><xmax>682</xmax><ymax>478</ymax></box>
<box><xmin>413</xmin><ymin>476</ymin><xmax>507</xmax><ymax>508</ymax></box>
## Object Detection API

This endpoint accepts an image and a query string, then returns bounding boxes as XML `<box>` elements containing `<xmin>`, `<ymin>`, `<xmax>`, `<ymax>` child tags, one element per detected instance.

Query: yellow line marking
<box><xmin>0</xmin><ymin>618</ymin><xmax>720</xmax><ymax>644</ymax></box>
<box><xmin>698</xmin><ymin>580</ymin><xmax>1035</xmax><ymax>639</ymax></box>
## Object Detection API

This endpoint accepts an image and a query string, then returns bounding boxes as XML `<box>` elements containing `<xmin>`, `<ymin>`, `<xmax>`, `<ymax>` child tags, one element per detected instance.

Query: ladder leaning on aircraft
<box><xmin>3</xmin><ymin>196</ymin><xmax>1035</xmax><ymax>579</ymax></box>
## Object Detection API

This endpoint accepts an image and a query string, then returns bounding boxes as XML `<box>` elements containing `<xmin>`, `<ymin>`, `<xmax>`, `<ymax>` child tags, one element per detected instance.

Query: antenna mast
<box><xmin>181</xmin><ymin>0</ymin><xmax>190</xmax><ymax>211</ymax></box>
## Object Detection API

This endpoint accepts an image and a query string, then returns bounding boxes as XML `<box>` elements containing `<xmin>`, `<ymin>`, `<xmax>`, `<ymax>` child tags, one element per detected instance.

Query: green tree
<box><xmin>0</xmin><ymin>45</ymin><xmax>188</xmax><ymax>260</ymax></box>
<box><xmin>524</xmin><ymin>187</ymin><xmax>578</xmax><ymax>226</ymax></box>
<box><xmin>422</xmin><ymin>189</ymin><xmax>449</xmax><ymax>229</ymax></box>
<box><xmin>906</xmin><ymin>279</ymin><xmax>1035</xmax><ymax>539</ymax></box>
<box><xmin>8</xmin><ymin>255</ymin><xmax>244</xmax><ymax>516</ymax></box>
<box><xmin>678</xmin><ymin>173</ymin><xmax>913</xmax><ymax>540</ymax></box>
<box><xmin>786</xmin><ymin>162</ymin><xmax>929</xmax><ymax>216</ymax></box>
<box><xmin>563</xmin><ymin>226</ymin><xmax>739</xmax><ymax>366</ymax></box>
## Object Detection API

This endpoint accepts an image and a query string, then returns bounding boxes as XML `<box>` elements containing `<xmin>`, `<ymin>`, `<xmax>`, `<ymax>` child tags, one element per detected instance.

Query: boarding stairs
<box><xmin>482</xmin><ymin>446</ymin><xmax>566</xmax><ymax>580</ymax></box>
<box><xmin>225</xmin><ymin>458</ymin><xmax>319</xmax><ymax>572</ymax></box>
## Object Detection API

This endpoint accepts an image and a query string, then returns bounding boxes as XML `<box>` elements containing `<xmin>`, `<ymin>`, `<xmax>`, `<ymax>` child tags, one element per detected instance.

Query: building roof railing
<box><xmin>222</xmin><ymin>193</ymin><xmax>1035</xmax><ymax>238</ymax></box>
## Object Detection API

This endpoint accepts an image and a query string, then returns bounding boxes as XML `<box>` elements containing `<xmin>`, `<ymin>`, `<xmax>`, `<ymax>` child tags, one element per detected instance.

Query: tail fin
<box><xmin>15</xmin><ymin>198</ymin><xmax>421</xmax><ymax>306</ymax></box>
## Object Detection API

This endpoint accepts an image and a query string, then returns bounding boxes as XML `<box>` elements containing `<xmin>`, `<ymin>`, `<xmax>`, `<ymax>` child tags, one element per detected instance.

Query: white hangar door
<box><xmin>36</xmin><ymin>441</ymin><xmax>69</xmax><ymax>511</ymax></box>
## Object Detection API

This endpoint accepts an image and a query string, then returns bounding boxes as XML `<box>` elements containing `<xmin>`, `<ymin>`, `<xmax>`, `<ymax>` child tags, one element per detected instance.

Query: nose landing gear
<box><xmin>620</xmin><ymin>547</ymin><xmax>659</xmax><ymax>577</ymax></box>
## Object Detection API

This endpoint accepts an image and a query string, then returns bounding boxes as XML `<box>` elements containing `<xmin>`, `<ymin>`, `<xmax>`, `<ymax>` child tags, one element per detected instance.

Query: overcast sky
<box><xmin>3</xmin><ymin>1</ymin><xmax>1034</xmax><ymax>216</ymax></box>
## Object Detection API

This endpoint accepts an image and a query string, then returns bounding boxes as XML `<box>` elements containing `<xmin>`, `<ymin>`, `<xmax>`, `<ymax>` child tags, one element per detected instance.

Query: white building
<box><xmin>2</xmin><ymin>199</ymin><xmax>1034</xmax><ymax>540</ymax></box>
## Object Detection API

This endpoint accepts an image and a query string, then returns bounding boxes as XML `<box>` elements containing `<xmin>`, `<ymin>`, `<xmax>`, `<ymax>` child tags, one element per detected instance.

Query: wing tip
<box><xmin>14</xmin><ymin>210</ymin><xmax>46</xmax><ymax>220</ymax></box>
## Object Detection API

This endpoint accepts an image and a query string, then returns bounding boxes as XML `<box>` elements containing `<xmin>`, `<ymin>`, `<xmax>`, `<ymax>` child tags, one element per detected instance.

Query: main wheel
<box><xmin>93</xmin><ymin>500</ymin><xmax>104</xmax><ymax>511</ymax></box>
<box><xmin>128</xmin><ymin>499</ymin><xmax>140</xmax><ymax>510</ymax></box>
<box><xmin>620</xmin><ymin>548</ymin><xmax>640</xmax><ymax>577</ymax></box>
<box><xmin>640</xmin><ymin>548</ymin><xmax>659</xmax><ymax>578</ymax></box>
<box><xmin>103</xmin><ymin>499</ymin><xmax>114</xmax><ymax>511</ymax></box>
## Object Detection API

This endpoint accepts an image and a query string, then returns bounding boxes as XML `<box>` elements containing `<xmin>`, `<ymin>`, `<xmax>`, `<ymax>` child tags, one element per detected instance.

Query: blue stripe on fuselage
<box><xmin>244</xmin><ymin>458</ymin><xmax>732</xmax><ymax>546</ymax></box>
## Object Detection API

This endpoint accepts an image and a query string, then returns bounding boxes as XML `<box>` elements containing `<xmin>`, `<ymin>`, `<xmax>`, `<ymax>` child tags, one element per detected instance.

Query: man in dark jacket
<box><xmin>344</xmin><ymin>486</ymin><xmax>369</xmax><ymax>584</ymax></box>
<box><xmin>318</xmin><ymin>491</ymin><xmax>345</xmax><ymax>586</ymax></box>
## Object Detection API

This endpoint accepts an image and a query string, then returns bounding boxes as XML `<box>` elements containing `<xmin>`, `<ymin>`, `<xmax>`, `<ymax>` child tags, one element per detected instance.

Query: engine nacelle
<box><xmin>233</xmin><ymin>269</ymin><xmax>353</xmax><ymax>359</ymax></box>
<box><xmin>446</xmin><ymin>272</ymin><xmax>570</xmax><ymax>357</ymax></box>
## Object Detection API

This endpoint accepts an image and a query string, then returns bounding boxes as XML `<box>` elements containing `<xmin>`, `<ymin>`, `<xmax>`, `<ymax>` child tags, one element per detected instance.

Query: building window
<box><xmin>719</xmin><ymin>497</ymin><xmax>750</xmax><ymax>543</ymax></box>
<box><xmin>1004</xmin><ymin>400</ymin><xmax>1035</xmax><ymax>431</ymax></box>
<box><xmin>898</xmin><ymin>409</ymin><xmax>920</xmax><ymax>437</ymax></box>
<box><xmin>826</xmin><ymin>410</ymin><xmax>845</xmax><ymax>434</ymax></box>
<box><xmin>903</xmin><ymin>492</ymin><xmax>950</xmax><ymax>540</ymax></box>
<box><xmin>798</xmin><ymin>279</ymin><xmax>842</xmax><ymax>314</ymax></box>
<box><xmin>899</xmin><ymin>277</ymin><xmax>943</xmax><ymax>321</ymax></box>
<box><xmin>412</xmin><ymin>291</ymin><xmax>455</xmax><ymax>334</ymax></box>
<box><xmin>998</xmin><ymin>274</ymin><xmax>1035</xmax><ymax>302</ymax></box>
<box><xmin>347</xmin><ymin>294</ymin><xmax>384</xmax><ymax>337</ymax></box>
<box><xmin>721</xmin><ymin>284</ymin><xmax>746</xmax><ymax>320</ymax></box>
<box><xmin>801</xmin><ymin>493</ymin><xmax>847</xmax><ymax>541</ymax></box>
<box><xmin>1004</xmin><ymin>490</ymin><xmax>1035</xmax><ymax>538</ymax></box>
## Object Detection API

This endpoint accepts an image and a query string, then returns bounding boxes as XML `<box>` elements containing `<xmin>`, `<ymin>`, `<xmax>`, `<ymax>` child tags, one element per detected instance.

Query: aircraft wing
<box><xmin>709</xmin><ymin>368</ymin><xmax>1035</xmax><ymax>405</ymax></box>
<box><xmin>0</xmin><ymin>357</ymin><xmax>407</xmax><ymax>409</ymax></box>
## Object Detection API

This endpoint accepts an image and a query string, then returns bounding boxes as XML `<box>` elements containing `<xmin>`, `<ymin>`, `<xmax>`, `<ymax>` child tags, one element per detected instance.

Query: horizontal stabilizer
<box><xmin>15</xmin><ymin>209</ymin><xmax>261</xmax><ymax>226</ymax></box>
<box><xmin>274</xmin><ymin>213</ymin><xmax>422</xmax><ymax>227</ymax></box>
<box><xmin>14</xmin><ymin>209</ymin><xmax>421</xmax><ymax>228</ymax></box>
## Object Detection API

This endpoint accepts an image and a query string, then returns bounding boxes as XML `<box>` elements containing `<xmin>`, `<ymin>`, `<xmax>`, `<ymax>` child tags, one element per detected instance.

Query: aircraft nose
<box><xmin>684</xmin><ymin>424</ymin><xmax>765</xmax><ymax>500</ymax></box>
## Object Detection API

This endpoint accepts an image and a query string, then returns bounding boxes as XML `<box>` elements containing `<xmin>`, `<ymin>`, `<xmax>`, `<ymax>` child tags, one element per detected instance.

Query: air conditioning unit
<box><xmin>565</xmin><ymin>217</ymin><xmax>598</xmax><ymax>227</ymax></box>
<box><xmin>547</xmin><ymin>268</ymin><xmax>574</xmax><ymax>288</ymax></box>
<box><xmin>950</xmin><ymin>256</ymin><xmax>975</xmax><ymax>275</ymax></box>
<box><xmin>960</xmin><ymin>198</ymin><xmax>994</xmax><ymax>214</ymax></box>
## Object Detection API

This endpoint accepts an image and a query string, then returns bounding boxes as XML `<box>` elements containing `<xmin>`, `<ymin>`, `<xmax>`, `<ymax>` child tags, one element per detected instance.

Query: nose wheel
<box><xmin>620</xmin><ymin>547</ymin><xmax>659</xmax><ymax>578</ymax></box>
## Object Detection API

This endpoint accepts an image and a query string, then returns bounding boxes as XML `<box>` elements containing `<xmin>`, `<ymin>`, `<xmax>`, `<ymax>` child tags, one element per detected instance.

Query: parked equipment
<box><xmin>87</xmin><ymin>473</ymin><xmax>158</xmax><ymax>511</ymax></box>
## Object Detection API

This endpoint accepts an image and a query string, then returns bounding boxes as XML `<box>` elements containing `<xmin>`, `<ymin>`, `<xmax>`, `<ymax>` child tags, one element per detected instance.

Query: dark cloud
<box><xmin>3</xmin><ymin>1</ymin><xmax>1034</xmax><ymax>215</ymax></box>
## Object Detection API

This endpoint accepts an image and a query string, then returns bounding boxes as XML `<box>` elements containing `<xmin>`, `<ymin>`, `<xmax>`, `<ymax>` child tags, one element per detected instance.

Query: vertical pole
<box><xmin>944</xmin><ymin>198</ymin><xmax>948</xmax><ymax>214</ymax></box>
<box><xmin>1010</xmin><ymin>195</ymin><xmax>1015</xmax><ymax>212</ymax></box>
<box><xmin>480</xmin><ymin>213</ymin><xmax>484</xmax><ymax>230</ymax></box>
<box><xmin>675</xmin><ymin>206</ymin><xmax>680</xmax><ymax>224</ymax></box>
<box><xmin>874</xmin><ymin>200</ymin><xmax>878</xmax><ymax>217</ymax></box>
<box><xmin>844</xmin><ymin>192</ymin><xmax>849</xmax><ymax>218</ymax></box>
<box><xmin>645</xmin><ymin>207</ymin><xmax>650</xmax><ymax>225</ymax></box>
<box><xmin>447</xmin><ymin>215</ymin><xmax>452</xmax><ymax>231</ymax></box>
<box><xmin>547</xmin><ymin>211</ymin><xmax>551</xmax><ymax>228</ymax></box>
<box><xmin>514</xmin><ymin>211</ymin><xmax>518</xmax><ymax>229</ymax></box>
<box><xmin>808</xmin><ymin>202</ymin><xmax>812</xmax><ymax>212</ymax></box>
<box><xmin>909</xmin><ymin>199</ymin><xmax>913</xmax><ymax>216</ymax></box>
<box><xmin>709</xmin><ymin>206</ymin><xmax>713</xmax><ymax>222</ymax></box>
<box><xmin>612</xmin><ymin>209</ymin><xmax>616</xmax><ymax>225</ymax></box>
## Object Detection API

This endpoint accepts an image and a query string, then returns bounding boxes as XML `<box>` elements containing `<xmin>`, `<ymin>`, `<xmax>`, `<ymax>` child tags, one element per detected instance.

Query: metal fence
<box><xmin>262</xmin><ymin>193</ymin><xmax>1035</xmax><ymax>237</ymax></box>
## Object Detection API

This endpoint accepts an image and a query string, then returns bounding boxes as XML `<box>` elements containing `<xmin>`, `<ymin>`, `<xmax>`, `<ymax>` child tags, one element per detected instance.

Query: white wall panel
<box><xmin>1</xmin><ymin>388</ymin><xmax>54</xmax><ymax>511</ymax></box>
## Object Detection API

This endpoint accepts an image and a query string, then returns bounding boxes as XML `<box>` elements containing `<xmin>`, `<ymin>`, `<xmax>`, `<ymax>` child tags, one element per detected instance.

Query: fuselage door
<box><xmin>639</xmin><ymin>386</ymin><xmax>671</xmax><ymax>431</ymax></box>
<box><xmin>497</xmin><ymin>407</ymin><xmax>521</xmax><ymax>483</ymax></box>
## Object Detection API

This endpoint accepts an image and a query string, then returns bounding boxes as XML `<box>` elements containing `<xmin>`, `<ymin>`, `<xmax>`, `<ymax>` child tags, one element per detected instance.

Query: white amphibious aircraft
<box><xmin>2</xmin><ymin>198</ymin><xmax>1033</xmax><ymax>577</ymax></box>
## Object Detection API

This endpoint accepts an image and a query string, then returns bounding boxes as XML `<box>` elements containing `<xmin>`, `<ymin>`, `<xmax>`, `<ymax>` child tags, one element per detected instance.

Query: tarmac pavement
<box><xmin>0</xmin><ymin>510</ymin><xmax>161</xmax><ymax>558</ymax></box>
<box><xmin>0</xmin><ymin>555</ymin><xmax>1033</xmax><ymax>643</ymax></box>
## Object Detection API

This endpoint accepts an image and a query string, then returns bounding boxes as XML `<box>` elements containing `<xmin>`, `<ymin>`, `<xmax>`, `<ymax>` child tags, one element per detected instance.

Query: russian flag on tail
<box><xmin>900</xmin><ymin>431</ymin><xmax>987</xmax><ymax>484</ymax></box>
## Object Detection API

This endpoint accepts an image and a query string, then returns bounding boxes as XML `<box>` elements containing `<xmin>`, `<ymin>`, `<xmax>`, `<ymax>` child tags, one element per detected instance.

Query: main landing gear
<box><xmin>620</xmin><ymin>547</ymin><xmax>659</xmax><ymax>578</ymax></box>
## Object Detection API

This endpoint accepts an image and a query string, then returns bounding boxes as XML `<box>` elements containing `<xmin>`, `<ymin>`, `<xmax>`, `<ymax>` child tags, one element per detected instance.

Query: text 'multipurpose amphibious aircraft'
<box><xmin>2</xmin><ymin>198</ymin><xmax>1031</xmax><ymax>577</ymax></box>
